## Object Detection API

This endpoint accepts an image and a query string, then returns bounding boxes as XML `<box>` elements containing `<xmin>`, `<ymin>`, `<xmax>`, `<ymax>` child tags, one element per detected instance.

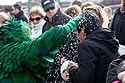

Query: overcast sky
<box><xmin>0</xmin><ymin>0</ymin><xmax>28</xmax><ymax>5</ymax></box>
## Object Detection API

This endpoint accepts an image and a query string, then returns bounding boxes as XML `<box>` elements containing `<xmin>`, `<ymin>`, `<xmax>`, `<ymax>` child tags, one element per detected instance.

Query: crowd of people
<box><xmin>0</xmin><ymin>0</ymin><xmax>125</xmax><ymax>83</ymax></box>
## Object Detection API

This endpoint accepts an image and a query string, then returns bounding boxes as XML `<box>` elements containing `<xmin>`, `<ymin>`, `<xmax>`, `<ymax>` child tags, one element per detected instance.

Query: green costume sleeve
<box><xmin>0</xmin><ymin>17</ymin><xmax>80</xmax><ymax>83</ymax></box>
<box><xmin>63</xmin><ymin>17</ymin><xmax>80</xmax><ymax>34</ymax></box>
<box><xmin>38</xmin><ymin>17</ymin><xmax>80</xmax><ymax>49</ymax></box>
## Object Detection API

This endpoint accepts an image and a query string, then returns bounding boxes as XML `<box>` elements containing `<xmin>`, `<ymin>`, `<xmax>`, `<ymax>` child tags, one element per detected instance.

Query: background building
<box><xmin>0</xmin><ymin>0</ymin><xmax>121</xmax><ymax>17</ymax></box>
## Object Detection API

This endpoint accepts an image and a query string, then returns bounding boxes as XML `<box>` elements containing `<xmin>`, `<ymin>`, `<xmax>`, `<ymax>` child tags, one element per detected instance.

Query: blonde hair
<box><xmin>83</xmin><ymin>5</ymin><xmax>109</xmax><ymax>26</ymax></box>
<box><xmin>29</xmin><ymin>6</ymin><xmax>46</xmax><ymax>18</ymax></box>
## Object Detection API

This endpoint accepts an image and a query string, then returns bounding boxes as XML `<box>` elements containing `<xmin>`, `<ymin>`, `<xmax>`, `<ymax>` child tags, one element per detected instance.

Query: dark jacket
<box><xmin>106</xmin><ymin>54</ymin><xmax>125</xmax><ymax>83</ymax></box>
<box><xmin>42</xmin><ymin>9</ymin><xmax>71</xmax><ymax>33</ymax></box>
<box><xmin>15</xmin><ymin>10</ymin><xmax>28</xmax><ymax>23</ymax></box>
<box><xmin>110</xmin><ymin>8</ymin><xmax>125</xmax><ymax>45</ymax></box>
<box><xmin>69</xmin><ymin>29</ymin><xmax>119</xmax><ymax>83</ymax></box>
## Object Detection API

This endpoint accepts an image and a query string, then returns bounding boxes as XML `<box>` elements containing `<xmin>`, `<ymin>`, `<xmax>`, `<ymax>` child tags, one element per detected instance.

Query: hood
<box><xmin>86</xmin><ymin>28</ymin><xmax>119</xmax><ymax>53</ymax></box>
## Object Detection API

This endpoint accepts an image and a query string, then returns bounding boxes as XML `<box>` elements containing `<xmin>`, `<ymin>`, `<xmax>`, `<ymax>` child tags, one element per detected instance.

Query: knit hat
<box><xmin>60</xmin><ymin>61</ymin><xmax>77</xmax><ymax>75</ymax></box>
<box><xmin>77</xmin><ymin>11</ymin><xmax>102</xmax><ymax>35</ymax></box>
<box><xmin>41</xmin><ymin>0</ymin><xmax>55</xmax><ymax>11</ymax></box>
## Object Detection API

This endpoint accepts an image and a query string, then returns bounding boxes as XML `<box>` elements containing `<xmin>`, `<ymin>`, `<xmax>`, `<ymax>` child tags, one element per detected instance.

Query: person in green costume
<box><xmin>0</xmin><ymin>15</ymin><xmax>80</xmax><ymax>83</ymax></box>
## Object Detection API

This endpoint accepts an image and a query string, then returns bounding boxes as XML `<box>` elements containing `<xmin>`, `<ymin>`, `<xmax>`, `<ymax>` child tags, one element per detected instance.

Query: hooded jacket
<box><xmin>69</xmin><ymin>28</ymin><xmax>119</xmax><ymax>83</ymax></box>
<box><xmin>106</xmin><ymin>45</ymin><xmax>125</xmax><ymax>83</ymax></box>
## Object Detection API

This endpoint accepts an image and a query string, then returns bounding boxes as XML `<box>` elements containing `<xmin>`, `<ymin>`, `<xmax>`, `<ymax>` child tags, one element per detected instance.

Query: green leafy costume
<box><xmin>0</xmin><ymin>17</ymin><xmax>80</xmax><ymax>83</ymax></box>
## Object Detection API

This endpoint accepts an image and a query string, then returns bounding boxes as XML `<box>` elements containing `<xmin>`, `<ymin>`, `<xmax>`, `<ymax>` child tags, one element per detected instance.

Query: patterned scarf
<box><xmin>77</xmin><ymin>11</ymin><xmax>102</xmax><ymax>35</ymax></box>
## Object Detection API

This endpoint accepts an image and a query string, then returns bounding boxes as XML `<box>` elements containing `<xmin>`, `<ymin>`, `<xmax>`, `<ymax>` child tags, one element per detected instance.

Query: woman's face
<box><xmin>78</xmin><ymin>28</ymin><xmax>86</xmax><ymax>42</ymax></box>
<box><xmin>121</xmin><ymin>0</ymin><xmax>125</xmax><ymax>6</ymax></box>
<box><xmin>61</xmin><ymin>69</ymin><xmax>69</xmax><ymax>81</ymax></box>
<box><xmin>29</xmin><ymin>13</ymin><xmax>42</xmax><ymax>25</ymax></box>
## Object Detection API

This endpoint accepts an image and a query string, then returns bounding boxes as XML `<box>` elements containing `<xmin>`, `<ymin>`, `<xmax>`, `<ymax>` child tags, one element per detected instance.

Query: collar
<box><xmin>120</xmin><ymin>6</ymin><xmax>125</xmax><ymax>14</ymax></box>
<box><xmin>15</xmin><ymin>10</ymin><xmax>24</xmax><ymax>18</ymax></box>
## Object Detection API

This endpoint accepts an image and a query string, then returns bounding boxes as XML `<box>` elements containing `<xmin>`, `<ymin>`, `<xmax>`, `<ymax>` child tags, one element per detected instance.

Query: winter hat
<box><xmin>41</xmin><ymin>0</ymin><xmax>55</xmax><ymax>11</ymax></box>
<box><xmin>77</xmin><ymin>11</ymin><xmax>102</xmax><ymax>35</ymax></box>
<box><xmin>60</xmin><ymin>61</ymin><xmax>77</xmax><ymax>75</ymax></box>
<box><xmin>71</xmin><ymin>0</ymin><xmax>83</xmax><ymax>7</ymax></box>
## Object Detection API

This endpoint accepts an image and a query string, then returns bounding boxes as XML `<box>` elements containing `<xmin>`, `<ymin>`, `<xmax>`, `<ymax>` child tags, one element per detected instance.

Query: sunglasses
<box><xmin>45</xmin><ymin>6</ymin><xmax>55</xmax><ymax>12</ymax></box>
<box><xmin>30</xmin><ymin>17</ymin><xmax>41</xmax><ymax>22</ymax></box>
<box><xmin>77</xmin><ymin>28</ymin><xmax>82</xmax><ymax>33</ymax></box>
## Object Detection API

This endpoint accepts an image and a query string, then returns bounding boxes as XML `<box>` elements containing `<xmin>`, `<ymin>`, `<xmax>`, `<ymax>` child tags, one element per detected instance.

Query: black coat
<box><xmin>110</xmin><ymin>8</ymin><xmax>125</xmax><ymax>45</ymax></box>
<box><xmin>69</xmin><ymin>29</ymin><xmax>119</xmax><ymax>83</ymax></box>
<box><xmin>14</xmin><ymin>10</ymin><xmax>28</xmax><ymax>23</ymax></box>
<box><xmin>106</xmin><ymin>53</ymin><xmax>125</xmax><ymax>83</ymax></box>
<box><xmin>42</xmin><ymin>9</ymin><xmax>71</xmax><ymax>33</ymax></box>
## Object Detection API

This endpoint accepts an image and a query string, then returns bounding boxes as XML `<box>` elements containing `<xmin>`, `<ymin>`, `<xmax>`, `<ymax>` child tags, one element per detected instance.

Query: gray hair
<box><xmin>0</xmin><ymin>12</ymin><xmax>8</xmax><ymax>20</ymax></box>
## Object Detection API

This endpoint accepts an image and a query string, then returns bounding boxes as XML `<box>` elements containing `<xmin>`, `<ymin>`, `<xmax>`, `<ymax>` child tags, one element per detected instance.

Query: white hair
<box><xmin>0</xmin><ymin>12</ymin><xmax>8</xmax><ymax>20</ymax></box>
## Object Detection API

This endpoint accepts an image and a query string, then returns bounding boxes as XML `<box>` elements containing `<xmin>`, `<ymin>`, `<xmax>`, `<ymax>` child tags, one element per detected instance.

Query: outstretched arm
<box><xmin>37</xmin><ymin>17</ymin><xmax>80</xmax><ymax>50</ymax></box>
<box><xmin>63</xmin><ymin>17</ymin><xmax>80</xmax><ymax>35</ymax></box>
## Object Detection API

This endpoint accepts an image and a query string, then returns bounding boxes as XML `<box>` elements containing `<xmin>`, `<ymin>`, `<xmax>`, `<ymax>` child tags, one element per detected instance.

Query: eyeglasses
<box><xmin>30</xmin><ymin>17</ymin><xmax>41</xmax><ymax>22</ymax></box>
<box><xmin>44</xmin><ymin>6</ymin><xmax>55</xmax><ymax>12</ymax></box>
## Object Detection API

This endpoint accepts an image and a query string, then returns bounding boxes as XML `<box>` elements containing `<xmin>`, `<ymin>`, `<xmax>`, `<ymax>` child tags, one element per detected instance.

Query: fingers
<box><xmin>118</xmin><ymin>71</ymin><xmax>125</xmax><ymax>83</ymax></box>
